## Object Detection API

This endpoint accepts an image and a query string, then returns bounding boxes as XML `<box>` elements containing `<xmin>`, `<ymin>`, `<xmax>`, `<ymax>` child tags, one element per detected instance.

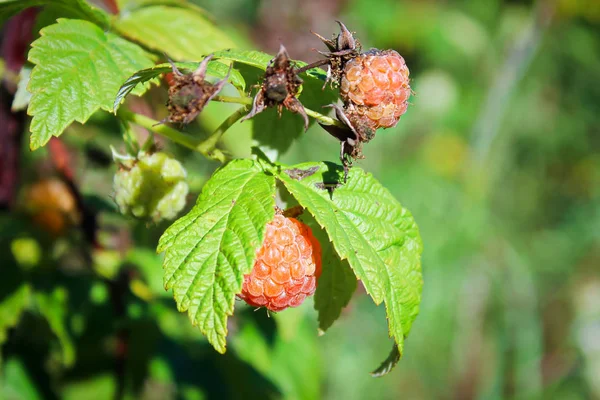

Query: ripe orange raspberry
<box><xmin>238</xmin><ymin>214</ymin><xmax>322</xmax><ymax>312</ymax></box>
<box><xmin>23</xmin><ymin>178</ymin><xmax>81</xmax><ymax>236</ymax></box>
<box><xmin>340</xmin><ymin>49</ymin><xmax>410</xmax><ymax>131</ymax></box>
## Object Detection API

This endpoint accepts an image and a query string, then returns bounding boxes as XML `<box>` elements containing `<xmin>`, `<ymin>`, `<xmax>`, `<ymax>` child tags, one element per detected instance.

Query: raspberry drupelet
<box><xmin>238</xmin><ymin>214</ymin><xmax>322</xmax><ymax>312</ymax></box>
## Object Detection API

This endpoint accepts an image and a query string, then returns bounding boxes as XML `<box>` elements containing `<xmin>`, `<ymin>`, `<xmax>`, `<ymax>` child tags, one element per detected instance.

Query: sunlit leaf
<box><xmin>157</xmin><ymin>159</ymin><xmax>276</xmax><ymax>353</ymax></box>
<box><xmin>276</xmin><ymin>162</ymin><xmax>423</xmax><ymax>375</ymax></box>
<box><xmin>27</xmin><ymin>18</ymin><xmax>155</xmax><ymax>150</ymax></box>
<box><xmin>115</xmin><ymin>5</ymin><xmax>235</xmax><ymax>60</ymax></box>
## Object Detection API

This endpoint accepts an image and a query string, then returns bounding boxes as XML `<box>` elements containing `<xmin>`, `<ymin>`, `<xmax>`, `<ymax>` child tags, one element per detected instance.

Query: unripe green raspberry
<box><xmin>113</xmin><ymin>152</ymin><xmax>188</xmax><ymax>222</ymax></box>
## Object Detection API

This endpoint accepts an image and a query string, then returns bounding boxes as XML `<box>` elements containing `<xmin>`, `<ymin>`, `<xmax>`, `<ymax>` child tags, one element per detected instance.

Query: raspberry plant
<box><xmin>2</xmin><ymin>0</ymin><xmax>422</xmax><ymax>378</ymax></box>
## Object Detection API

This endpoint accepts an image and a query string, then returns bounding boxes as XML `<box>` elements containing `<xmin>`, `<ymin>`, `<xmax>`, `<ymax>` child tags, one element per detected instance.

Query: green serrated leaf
<box><xmin>26</xmin><ymin>18</ymin><xmax>155</xmax><ymax>150</ymax></box>
<box><xmin>213</xmin><ymin>49</ymin><xmax>274</xmax><ymax>70</ymax></box>
<box><xmin>116</xmin><ymin>0</ymin><xmax>201</xmax><ymax>12</ymax></box>
<box><xmin>0</xmin><ymin>0</ymin><xmax>110</xmax><ymax>27</ymax></box>
<box><xmin>276</xmin><ymin>162</ymin><xmax>423</xmax><ymax>374</ymax></box>
<box><xmin>0</xmin><ymin>285</ymin><xmax>31</xmax><ymax>346</ymax></box>
<box><xmin>115</xmin><ymin>5</ymin><xmax>235</xmax><ymax>60</ymax></box>
<box><xmin>213</xmin><ymin>49</ymin><xmax>329</xmax><ymax>82</ymax></box>
<box><xmin>34</xmin><ymin>288</ymin><xmax>75</xmax><ymax>367</ymax></box>
<box><xmin>157</xmin><ymin>159</ymin><xmax>276</xmax><ymax>353</ymax></box>
<box><xmin>114</xmin><ymin>61</ymin><xmax>245</xmax><ymax>111</ymax></box>
<box><xmin>305</xmin><ymin>216</ymin><xmax>357</xmax><ymax>334</ymax></box>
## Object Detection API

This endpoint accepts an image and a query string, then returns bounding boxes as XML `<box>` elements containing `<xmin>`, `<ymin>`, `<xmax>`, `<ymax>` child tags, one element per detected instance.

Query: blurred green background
<box><xmin>1</xmin><ymin>0</ymin><xmax>599</xmax><ymax>399</ymax></box>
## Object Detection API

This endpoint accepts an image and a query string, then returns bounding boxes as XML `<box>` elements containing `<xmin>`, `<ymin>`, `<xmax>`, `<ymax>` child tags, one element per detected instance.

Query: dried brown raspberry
<box><xmin>165</xmin><ymin>54</ymin><xmax>229</xmax><ymax>125</ymax></box>
<box><xmin>241</xmin><ymin>45</ymin><xmax>309</xmax><ymax>130</ymax></box>
<box><xmin>238</xmin><ymin>214</ymin><xmax>322</xmax><ymax>312</ymax></box>
<box><xmin>341</xmin><ymin>49</ymin><xmax>410</xmax><ymax>132</ymax></box>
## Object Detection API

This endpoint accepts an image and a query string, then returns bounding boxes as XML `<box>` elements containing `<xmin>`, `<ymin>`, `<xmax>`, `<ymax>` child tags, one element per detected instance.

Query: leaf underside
<box><xmin>157</xmin><ymin>159</ymin><xmax>276</xmax><ymax>353</ymax></box>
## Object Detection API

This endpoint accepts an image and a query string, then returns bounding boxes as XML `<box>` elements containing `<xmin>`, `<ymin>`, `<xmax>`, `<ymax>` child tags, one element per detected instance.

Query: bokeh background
<box><xmin>1</xmin><ymin>0</ymin><xmax>599</xmax><ymax>399</ymax></box>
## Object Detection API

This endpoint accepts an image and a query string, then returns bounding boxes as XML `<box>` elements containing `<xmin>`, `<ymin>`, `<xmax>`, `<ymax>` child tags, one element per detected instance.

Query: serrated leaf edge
<box><xmin>157</xmin><ymin>160</ymin><xmax>276</xmax><ymax>353</ymax></box>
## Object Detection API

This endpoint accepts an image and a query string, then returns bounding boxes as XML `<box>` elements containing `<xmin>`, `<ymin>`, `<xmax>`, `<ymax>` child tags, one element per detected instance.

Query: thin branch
<box><xmin>196</xmin><ymin>106</ymin><xmax>249</xmax><ymax>160</ymax></box>
<box><xmin>117</xmin><ymin>109</ymin><xmax>228</xmax><ymax>162</ymax></box>
<box><xmin>295</xmin><ymin>59</ymin><xmax>330</xmax><ymax>75</ymax></box>
<box><xmin>212</xmin><ymin>94</ymin><xmax>346</xmax><ymax>129</ymax></box>
<box><xmin>213</xmin><ymin>95</ymin><xmax>252</xmax><ymax>106</ymax></box>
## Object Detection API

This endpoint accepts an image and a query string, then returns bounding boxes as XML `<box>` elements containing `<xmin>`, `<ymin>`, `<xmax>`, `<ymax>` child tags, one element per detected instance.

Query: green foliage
<box><xmin>307</xmin><ymin>217</ymin><xmax>357</xmax><ymax>334</ymax></box>
<box><xmin>213</xmin><ymin>48</ymin><xmax>329</xmax><ymax>82</ymax></box>
<box><xmin>213</xmin><ymin>49</ymin><xmax>274</xmax><ymax>70</ymax></box>
<box><xmin>34</xmin><ymin>288</ymin><xmax>75</xmax><ymax>367</ymax></box>
<box><xmin>276</xmin><ymin>162</ymin><xmax>422</xmax><ymax>370</ymax></box>
<box><xmin>114</xmin><ymin>61</ymin><xmax>246</xmax><ymax>111</ymax></box>
<box><xmin>0</xmin><ymin>0</ymin><xmax>439</xmax><ymax>393</ymax></box>
<box><xmin>212</xmin><ymin>49</ymin><xmax>337</xmax><ymax>153</ymax></box>
<box><xmin>27</xmin><ymin>18</ymin><xmax>155</xmax><ymax>150</ymax></box>
<box><xmin>116</xmin><ymin>0</ymin><xmax>201</xmax><ymax>12</ymax></box>
<box><xmin>0</xmin><ymin>285</ymin><xmax>31</xmax><ymax>346</ymax></box>
<box><xmin>157</xmin><ymin>159</ymin><xmax>276</xmax><ymax>353</ymax></box>
<box><xmin>61</xmin><ymin>375</ymin><xmax>116</xmax><ymax>400</ymax></box>
<box><xmin>1</xmin><ymin>359</ymin><xmax>42</xmax><ymax>400</ymax></box>
<box><xmin>233</xmin><ymin>309</ymin><xmax>321</xmax><ymax>400</ymax></box>
<box><xmin>114</xmin><ymin>5</ymin><xmax>235</xmax><ymax>60</ymax></box>
<box><xmin>0</xmin><ymin>0</ymin><xmax>109</xmax><ymax>27</ymax></box>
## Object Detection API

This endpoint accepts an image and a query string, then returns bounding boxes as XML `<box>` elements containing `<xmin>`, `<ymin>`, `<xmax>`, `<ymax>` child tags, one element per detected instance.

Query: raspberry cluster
<box><xmin>239</xmin><ymin>214</ymin><xmax>322</xmax><ymax>312</ymax></box>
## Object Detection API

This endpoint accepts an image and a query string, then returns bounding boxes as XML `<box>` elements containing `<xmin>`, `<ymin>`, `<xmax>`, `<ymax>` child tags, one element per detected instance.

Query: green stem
<box><xmin>212</xmin><ymin>95</ymin><xmax>346</xmax><ymax>128</ymax></box>
<box><xmin>213</xmin><ymin>95</ymin><xmax>253</xmax><ymax>106</ymax></box>
<box><xmin>118</xmin><ymin>109</ymin><xmax>199</xmax><ymax>151</ymax></box>
<box><xmin>118</xmin><ymin>109</ymin><xmax>230</xmax><ymax>163</ymax></box>
<box><xmin>196</xmin><ymin>106</ymin><xmax>249</xmax><ymax>160</ymax></box>
<box><xmin>304</xmin><ymin>108</ymin><xmax>346</xmax><ymax>128</ymax></box>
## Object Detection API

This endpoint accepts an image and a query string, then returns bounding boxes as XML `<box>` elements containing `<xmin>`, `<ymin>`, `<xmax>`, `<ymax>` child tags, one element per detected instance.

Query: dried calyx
<box><xmin>241</xmin><ymin>45</ymin><xmax>309</xmax><ymax>130</ymax></box>
<box><xmin>310</xmin><ymin>20</ymin><xmax>361</xmax><ymax>88</ymax></box>
<box><xmin>165</xmin><ymin>54</ymin><xmax>230</xmax><ymax>125</ymax></box>
<box><xmin>312</xmin><ymin>22</ymin><xmax>411</xmax><ymax>181</ymax></box>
